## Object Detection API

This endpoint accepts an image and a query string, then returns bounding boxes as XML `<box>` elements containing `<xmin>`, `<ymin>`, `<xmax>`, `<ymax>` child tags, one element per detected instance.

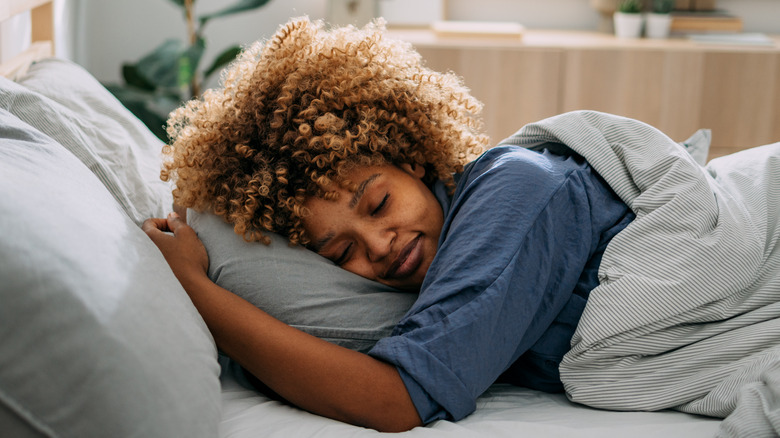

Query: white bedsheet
<box><xmin>219</xmin><ymin>373</ymin><xmax>720</xmax><ymax>437</ymax></box>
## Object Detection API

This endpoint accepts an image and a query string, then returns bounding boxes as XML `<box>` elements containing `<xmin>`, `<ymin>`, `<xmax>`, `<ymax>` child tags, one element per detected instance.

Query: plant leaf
<box><xmin>203</xmin><ymin>45</ymin><xmax>242</xmax><ymax>80</ymax></box>
<box><xmin>121</xmin><ymin>63</ymin><xmax>156</xmax><ymax>91</ymax></box>
<box><xmin>617</xmin><ymin>0</ymin><xmax>643</xmax><ymax>13</ymax></box>
<box><xmin>165</xmin><ymin>0</ymin><xmax>187</xmax><ymax>8</ymax></box>
<box><xmin>105</xmin><ymin>85</ymin><xmax>182</xmax><ymax>141</ymax></box>
<box><xmin>179</xmin><ymin>37</ymin><xmax>206</xmax><ymax>89</ymax></box>
<box><xmin>135</xmin><ymin>39</ymin><xmax>186</xmax><ymax>89</ymax></box>
<box><xmin>199</xmin><ymin>0</ymin><xmax>272</xmax><ymax>25</ymax></box>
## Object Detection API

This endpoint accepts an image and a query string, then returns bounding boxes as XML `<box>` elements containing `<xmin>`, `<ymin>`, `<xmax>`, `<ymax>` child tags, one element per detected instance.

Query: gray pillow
<box><xmin>0</xmin><ymin>58</ymin><xmax>172</xmax><ymax>226</ymax></box>
<box><xmin>0</xmin><ymin>109</ymin><xmax>221</xmax><ymax>436</ymax></box>
<box><xmin>188</xmin><ymin>210</ymin><xmax>417</xmax><ymax>354</ymax></box>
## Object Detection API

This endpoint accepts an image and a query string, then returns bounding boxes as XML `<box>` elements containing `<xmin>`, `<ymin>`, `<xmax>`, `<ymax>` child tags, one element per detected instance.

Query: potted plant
<box><xmin>646</xmin><ymin>0</ymin><xmax>675</xmax><ymax>39</ymax></box>
<box><xmin>106</xmin><ymin>0</ymin><xmax>273</xmax><ymax>141</ymax></box>
<box><xmin>613</xmin><ymin>0</ymin><xmax>644</xmax><ymax>38</ymax></box>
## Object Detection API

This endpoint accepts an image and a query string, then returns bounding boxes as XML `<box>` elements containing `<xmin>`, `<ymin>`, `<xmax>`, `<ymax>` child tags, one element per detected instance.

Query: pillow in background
<box><xmin>0</xmin><ymin>58</ymin><xmax>172</xmax><ymax>225</ymax></box>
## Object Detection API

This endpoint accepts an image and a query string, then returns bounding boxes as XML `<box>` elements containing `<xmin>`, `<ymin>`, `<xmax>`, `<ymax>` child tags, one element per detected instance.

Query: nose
<box><xmin>363</xmin><ymin>225</ymin><xmax>394</xmax><ymax>263</ymax></box>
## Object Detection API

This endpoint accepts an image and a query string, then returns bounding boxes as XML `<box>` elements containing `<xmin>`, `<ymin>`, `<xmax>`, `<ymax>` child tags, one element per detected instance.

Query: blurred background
<box><xmin>2</xmin><ymin>0</ymin><xmax>779</xmax><ymax>157</ymax></box>
<box><xmin>2</xmin><ymin>0</ymin><xmax>774</xmax><ymax>79</ymax></box>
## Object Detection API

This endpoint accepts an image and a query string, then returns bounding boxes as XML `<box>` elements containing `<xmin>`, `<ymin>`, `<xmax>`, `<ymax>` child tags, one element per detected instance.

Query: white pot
<box><xmin>613</xmin><ymin>12</ymin><xmax>644</xmax><ymax>39</ymax></box>
<box><xmin>645</xmin><ymin>13</ymin><xmax>672</xmax><ymax>39</ymax></box>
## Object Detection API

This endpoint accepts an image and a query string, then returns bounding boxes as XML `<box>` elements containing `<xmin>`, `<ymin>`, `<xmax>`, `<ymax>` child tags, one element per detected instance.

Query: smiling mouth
<box><xmin>384</xmin><ymin>234</ymin><xmax>424</xmax><ymax>281</ymax></box>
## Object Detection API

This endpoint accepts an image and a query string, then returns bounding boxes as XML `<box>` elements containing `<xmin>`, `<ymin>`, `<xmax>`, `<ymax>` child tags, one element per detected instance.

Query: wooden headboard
<box><xmin>0</xmin><ymin>0</ymin><xmax>54</xmax><ymax>79</ymax></box>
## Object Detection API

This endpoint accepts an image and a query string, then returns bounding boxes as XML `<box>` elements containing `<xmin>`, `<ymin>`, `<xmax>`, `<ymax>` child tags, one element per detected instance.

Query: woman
<box><xmin>143</xmin><ymin>17</ymin><xmax>634</xmax><ymax>431</ymax></box>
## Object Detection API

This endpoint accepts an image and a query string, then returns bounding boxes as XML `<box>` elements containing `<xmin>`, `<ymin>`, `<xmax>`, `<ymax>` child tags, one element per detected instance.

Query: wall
<box><xmin>76</xmin><ymin>0</ymin><xmax>327</xmax><ymax>85</ymax></box>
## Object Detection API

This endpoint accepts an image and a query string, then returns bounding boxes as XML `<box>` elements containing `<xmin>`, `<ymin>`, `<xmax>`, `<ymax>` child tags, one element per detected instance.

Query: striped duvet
<box><xmin>501</xmin><ymin>111</ymin><xmax>780</xmax><ymax>437</ymax></box>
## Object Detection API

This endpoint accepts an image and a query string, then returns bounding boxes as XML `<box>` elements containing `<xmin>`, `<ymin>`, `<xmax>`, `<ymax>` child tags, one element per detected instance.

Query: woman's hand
<box><xmin>142</xmin><ymin>212</ymin><xmax>209</xmax><ymax>288</ymax></box>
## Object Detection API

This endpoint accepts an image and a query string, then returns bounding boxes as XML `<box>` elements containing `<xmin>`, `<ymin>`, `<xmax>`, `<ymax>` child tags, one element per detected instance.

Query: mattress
<box><xmin>219</xmin><ymin>372</ymin><xmax>721</xmax><ymax>437</ymax></box>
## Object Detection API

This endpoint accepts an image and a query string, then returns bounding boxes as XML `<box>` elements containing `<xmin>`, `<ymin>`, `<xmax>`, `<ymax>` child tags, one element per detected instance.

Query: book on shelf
<box><xmin>688</xmin><ymin>33</ymin><xmax>774</xmax><ymax>47</ymax></box>
<box><xmin>670</xmin><ymin>11</ymin><xmax>743</xmax><ymax>33</ymax></box>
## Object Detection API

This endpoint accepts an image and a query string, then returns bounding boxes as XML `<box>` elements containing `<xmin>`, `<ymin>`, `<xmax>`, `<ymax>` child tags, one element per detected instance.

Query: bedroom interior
<box><xmin>0</xmin><ymin>0</ymin><xmax>778</xmax><ymax>436</ymax></box>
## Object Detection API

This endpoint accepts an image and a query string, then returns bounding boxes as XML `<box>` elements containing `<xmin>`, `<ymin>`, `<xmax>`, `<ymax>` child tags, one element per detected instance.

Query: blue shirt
<box><xmin>368</xmin><ymin>145</ymin><xmax>634</xmax><ymax>423</ymax></box>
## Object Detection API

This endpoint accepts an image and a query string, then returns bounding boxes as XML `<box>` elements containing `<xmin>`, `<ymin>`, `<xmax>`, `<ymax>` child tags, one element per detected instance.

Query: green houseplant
<box><xmin>647</xmin><ymin>0</ymin><xmax>675</xmax><ymax>38</ymax></box>
<box><xmin>653</xmin><ymin>0</ymin><xmax>675</xmax><ymax>13</ymax></box>
<box><xmin>618</xmin><ymin>0</ymin><xmax>643</xmax><ymax>13</ymax></box>
<box><xmin>107</xmin><ymin>0</ymin><xmax>272</xmax><ymax>140</ymax></box>
<box><xmin>613</xmin><ymin>0</ymin><xmax>644</xmax><ymax>38</ymax></box>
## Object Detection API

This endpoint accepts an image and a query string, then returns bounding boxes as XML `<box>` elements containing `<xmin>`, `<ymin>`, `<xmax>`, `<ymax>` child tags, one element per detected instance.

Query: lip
<box><xmin>384</xmin><ymin>234</ymin><xmax>424</xmax><ymax>280</ymax></box>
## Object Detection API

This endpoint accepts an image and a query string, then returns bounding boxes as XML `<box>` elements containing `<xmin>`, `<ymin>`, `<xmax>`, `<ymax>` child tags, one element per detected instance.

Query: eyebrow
<box><xmin>312</xmin><ymin>231</ymin><xmax>335</xmax><ymax>253</ymax></box>
<box><xmin>310</xmin><ymin>173</ymin><xmax>381</xmax><ymax>253</ymax></box>
<box><xmin>349</xmin><ymin>173</ymin><xmax>380</xmax><ymax>209</ymax></box>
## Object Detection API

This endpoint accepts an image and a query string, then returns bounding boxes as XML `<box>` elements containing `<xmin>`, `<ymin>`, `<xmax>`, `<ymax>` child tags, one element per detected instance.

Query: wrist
<box><xmin>174</xmin><ymin>267</ymin><xmax>213</xmax><ymax>297</ymax></box>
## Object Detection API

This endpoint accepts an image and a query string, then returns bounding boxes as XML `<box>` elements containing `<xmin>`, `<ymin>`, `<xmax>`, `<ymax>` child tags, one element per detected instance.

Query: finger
<box><xmin>142</xmin><ymin>217</ymin><xmax>171</xmax><ymax>234</ymax></box>
<box><xmin>166</xmin><ymin>212</ymin><xmax>194</xmax><ymax>237</ymax></box>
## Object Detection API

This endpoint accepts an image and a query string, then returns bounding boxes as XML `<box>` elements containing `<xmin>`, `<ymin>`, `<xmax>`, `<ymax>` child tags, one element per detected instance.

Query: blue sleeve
<box><xmin>368</xmin><ymin>146</ymin><xmax>618</xmax><ymax>423</ymax></box>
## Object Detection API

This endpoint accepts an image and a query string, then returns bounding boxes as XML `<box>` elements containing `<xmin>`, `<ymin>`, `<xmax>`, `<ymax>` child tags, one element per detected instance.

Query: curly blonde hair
<box><xmin>163</xmin><ymin>17</ymin><xmax>488</xmax><ymax>245</ymax></box>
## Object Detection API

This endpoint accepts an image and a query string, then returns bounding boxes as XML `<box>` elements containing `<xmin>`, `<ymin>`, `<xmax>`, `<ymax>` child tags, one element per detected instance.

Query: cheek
<box><xmin>302</xmin><ymin>199</ymin><xmax>341</xmax><ymax>238</ymax></box>
<box><xmin>342</xmin><ymin>258</ymin><xmax>378</xmax><ymax>280</ymax></box>
<box><xmin>418</xmin><ymin>194</ymin><xmax>444</xmax><ymax>235</ymax></box>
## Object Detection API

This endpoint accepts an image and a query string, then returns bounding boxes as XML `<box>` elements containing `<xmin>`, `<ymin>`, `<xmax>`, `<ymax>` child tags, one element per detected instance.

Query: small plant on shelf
<box><xmin>617</xmin><ymin>0</ymin><xmax>643</xmax><ymax>13</ymax></box>
<box><xmin>647</xmin><ymin>0</ymin><xmax>675</xmax><ymax>38</ymax></box>
<box><xmin>653</xmin><ymin>0</ymin><xmax>675</xmax><ymax>14</ymax></box>
<box><xmin>614</xmin><ymin>0</ymin><xmax>644</xmax><ymax>38</ymax></box>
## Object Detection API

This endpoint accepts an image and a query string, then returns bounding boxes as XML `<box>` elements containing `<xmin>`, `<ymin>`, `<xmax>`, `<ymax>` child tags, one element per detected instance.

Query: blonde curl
<box><xmin>163</xmin><ymin>17</ymin><xmax>488</xmax><ymax>245</ymax></box>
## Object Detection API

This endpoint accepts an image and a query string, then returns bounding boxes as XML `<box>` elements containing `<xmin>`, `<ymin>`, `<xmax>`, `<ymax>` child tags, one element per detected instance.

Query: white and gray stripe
<box><xmin>500</xmin><ymin>110</ymin><xmax>780</xmax><ymax>437</ymax></box>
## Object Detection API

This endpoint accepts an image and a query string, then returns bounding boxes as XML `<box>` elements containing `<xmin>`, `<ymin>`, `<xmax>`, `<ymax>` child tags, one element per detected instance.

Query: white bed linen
<box><xmin>501</xmin><ymin>111</ymin><xmax>780</xmax><ymax>437</ymax></box>
<box><xmin>219</xmin><ymin>372</ymin><xmax>720</xmax><ymax>437</ymax></box>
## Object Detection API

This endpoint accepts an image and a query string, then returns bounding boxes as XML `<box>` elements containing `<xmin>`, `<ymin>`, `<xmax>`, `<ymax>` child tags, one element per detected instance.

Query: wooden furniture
<box><xmin>388</xmin><ymin>29</ymin><xmax>780</xmax><ymax>159</ymax></box>
<box><xmin>0</xmin><ymin>0</ymin><xmax>54</xmax><ymax>79</ymax></box>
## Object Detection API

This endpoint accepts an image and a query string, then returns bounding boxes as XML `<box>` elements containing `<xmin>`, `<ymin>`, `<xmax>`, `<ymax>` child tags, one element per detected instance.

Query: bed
<box><xmin>3</xmin><ymin>1</ymin><xmax>774</xmax><ymax>437</ymax></box>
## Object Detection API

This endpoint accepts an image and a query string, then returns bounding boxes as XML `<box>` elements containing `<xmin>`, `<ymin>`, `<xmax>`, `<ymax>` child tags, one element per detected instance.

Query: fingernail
<box><xmin>168</xmin><ymin>212</ymin><xmax>179</xmax><ymax>219</ymax></box>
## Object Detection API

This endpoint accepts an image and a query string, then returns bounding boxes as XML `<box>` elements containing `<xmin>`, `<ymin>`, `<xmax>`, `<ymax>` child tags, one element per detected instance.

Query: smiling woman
<box><xmin>159</xmin><ymin>28</ymin><xmax>637</xmax><ymax>429</ymax></box>
<box><xmin>302</xmin><ymin>163</ymin><xmax>443</xmax><ymax>290</ymax></box>
<box><xmin>149</xmin><ymin>16</ymin><xmax>494</xmax><ymax>431</ymax></box>
<box><xmin>147</xmin><ymin>15</ymin><xmax>639</xmax><ymax>430</ymax></box>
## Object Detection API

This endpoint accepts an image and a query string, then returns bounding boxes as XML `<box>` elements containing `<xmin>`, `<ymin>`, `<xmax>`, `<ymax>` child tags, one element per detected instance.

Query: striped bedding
<box><xmin>500</xmin><ymin>111</ymin><xmax>780</xmax><ymax>437</ymax></box>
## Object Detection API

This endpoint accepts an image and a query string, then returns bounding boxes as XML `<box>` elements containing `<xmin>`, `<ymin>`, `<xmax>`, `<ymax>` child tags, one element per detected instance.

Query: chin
<box><xmin>398</xmin><ymin>283</ymin><xmax>422</xmax><ymax>293</ymax></box>
<box><xmin>397</xmin><ymin>274</ymin><xmax>426</xmax><ymax>292</ymax></box>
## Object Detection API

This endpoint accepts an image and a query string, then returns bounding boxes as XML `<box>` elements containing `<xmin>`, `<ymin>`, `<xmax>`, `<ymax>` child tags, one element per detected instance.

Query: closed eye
<box><xmin>371</xmin><ymin>194</ymin><xmax>389</xmax><ymax>216</ymax></box>
<box><xmin>334</xmin><ymin>242</ymin><xmax>353</xmax><ymax>265</ymax></box>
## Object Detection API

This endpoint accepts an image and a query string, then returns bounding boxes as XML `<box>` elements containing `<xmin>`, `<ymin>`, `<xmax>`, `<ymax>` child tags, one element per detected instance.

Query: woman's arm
<box><xmin>142</xmin><ymin>213</ymin><xmax>422</xmax><ymax>432</ymax></box>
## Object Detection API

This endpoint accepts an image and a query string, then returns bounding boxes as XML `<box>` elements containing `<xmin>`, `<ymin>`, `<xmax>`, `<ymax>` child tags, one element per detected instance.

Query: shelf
<box><xmin>387</xmin><ymin>28</ymin><xmax>780</xmax><ymax>52</ymax></box>
<box><xmin>387</xmin><ymin>29</ymin><xmax>780</xmax><ymax>159</ymax></box>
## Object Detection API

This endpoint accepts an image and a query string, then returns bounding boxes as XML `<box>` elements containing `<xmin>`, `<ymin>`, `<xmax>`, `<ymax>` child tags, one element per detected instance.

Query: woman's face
<box><xmin>302</xmin><ymin>163</ymin><xmax>444</xmax><ymax>291</ymax></box>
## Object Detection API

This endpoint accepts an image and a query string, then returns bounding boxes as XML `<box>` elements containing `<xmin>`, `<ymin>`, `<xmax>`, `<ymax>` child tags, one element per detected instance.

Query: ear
<box><xmin>400</xmin><ymin>162</ymin><xmax>425</xmax><ymax>179</ymax></box>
